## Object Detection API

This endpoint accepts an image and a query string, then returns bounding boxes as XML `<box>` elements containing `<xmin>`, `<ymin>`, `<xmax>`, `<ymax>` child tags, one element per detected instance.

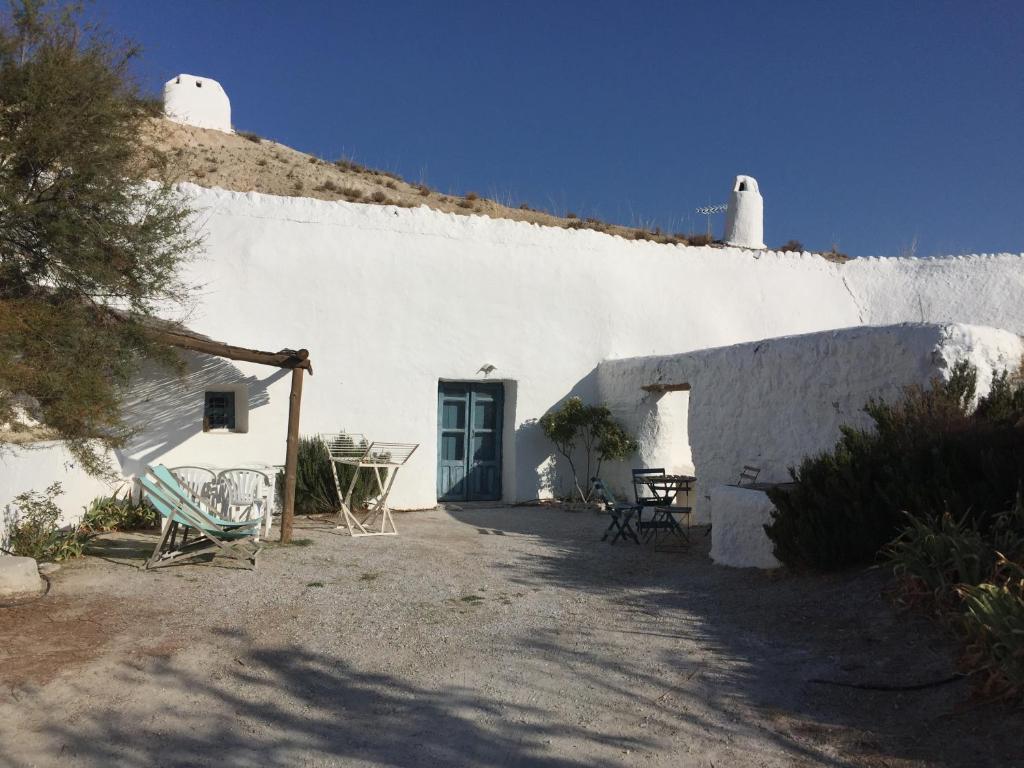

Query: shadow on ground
<box><xmin>28</xmin><ymin>631</ymin><xmax>644</xmax><ymax>768</ymax></box>
<box><xmin>5</xmin><ymin>510</ymin><xmax>1022</xmax><ymax>767</ymax></box>
<box><xmin>447</xmin><ymin>505</ymin><xmax>1024</xmax><ymax>768</ymax></box>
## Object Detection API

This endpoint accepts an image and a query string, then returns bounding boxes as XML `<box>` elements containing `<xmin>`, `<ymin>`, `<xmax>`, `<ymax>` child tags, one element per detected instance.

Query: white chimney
<box><xmin>723</xmin><ymin>175</ymin><xmax>765</xmax><ymax>249</ymax></box>
<box><xmin>163</xmin><ymin>74</ymin><xmax>232</xmax><ymax>133</ymax></box>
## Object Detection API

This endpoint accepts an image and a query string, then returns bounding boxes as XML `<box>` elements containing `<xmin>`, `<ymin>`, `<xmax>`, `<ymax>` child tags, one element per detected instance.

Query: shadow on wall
<box><xmin>518</xmin><ymin>366</ymin><xmax>696</xmax><ymax>504</ymax></box>
<box><xmin>516</xmin><ymin>368</ymin><xmax>602</xmax><ymax>501</ymax></box>
<box><xmin>115</xmin><ymin>351</ymin><xmax>287</xmax><ymax>477</ymax></box>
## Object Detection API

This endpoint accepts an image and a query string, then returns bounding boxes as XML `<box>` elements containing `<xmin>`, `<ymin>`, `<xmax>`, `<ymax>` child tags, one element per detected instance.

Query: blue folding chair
<box><xmin>592</xmin><ymin>477</ymin><xmax>641</xmax><ymax>545</ymax></box>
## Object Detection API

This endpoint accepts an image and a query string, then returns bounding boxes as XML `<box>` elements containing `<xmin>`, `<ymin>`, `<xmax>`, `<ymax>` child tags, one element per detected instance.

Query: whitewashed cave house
<box><xmin>2</xmin><ymin>76</ymin><xmax>1023</xmax><ymax>565</ymax></box>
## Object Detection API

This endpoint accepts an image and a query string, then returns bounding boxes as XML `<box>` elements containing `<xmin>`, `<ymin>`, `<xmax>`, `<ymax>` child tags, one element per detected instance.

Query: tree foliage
<box><xmin>539</xmin><ymin>396</ymin><xmax>637</xmax><ymax>502</ymax></box>
<box><xmin>0</xmin><ymin>1</ymin><xmax>198</xmax><ymax>474</ymax></box>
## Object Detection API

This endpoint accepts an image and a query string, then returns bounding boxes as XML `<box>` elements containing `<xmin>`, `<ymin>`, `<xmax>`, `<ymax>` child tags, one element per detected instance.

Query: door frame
<box><xmin>436</xmin><ymin>381</ymin><xmax>505</xmax><ymax>502</ymax></box>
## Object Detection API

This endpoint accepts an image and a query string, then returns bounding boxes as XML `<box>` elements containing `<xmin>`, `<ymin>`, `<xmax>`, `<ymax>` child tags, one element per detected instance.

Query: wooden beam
<box><xmin>641</xmin><ymin>382</ymin><xmax>691</xmax><ymax>393</ymax></box>
<box><xmin>280</xmin><ymin>366</ymin><xmax>304</xmax><ymax>544</ymax></box>
<box><xmin>153</xmin><ymin>329</ymin><xmax>311</xmax><ymax>371</ymax></box>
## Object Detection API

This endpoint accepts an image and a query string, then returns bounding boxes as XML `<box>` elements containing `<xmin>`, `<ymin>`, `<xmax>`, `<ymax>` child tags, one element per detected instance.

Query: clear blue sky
<box><xmin>88</xmin><ymin>0</ymin><xmax>1022</xmax><ymax>257</ymax></box>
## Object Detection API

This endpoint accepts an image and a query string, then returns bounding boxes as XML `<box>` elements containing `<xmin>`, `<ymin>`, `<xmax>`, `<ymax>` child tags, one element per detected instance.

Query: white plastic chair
<box><xmin>217</xmin><ymin>468</ymin><xmax>272</xmax><ymax>534</ymax></box>
<box><xmin>169</xmin><ymin>466</ymin><xmax>219</xmax><ymax>506</ymax></box>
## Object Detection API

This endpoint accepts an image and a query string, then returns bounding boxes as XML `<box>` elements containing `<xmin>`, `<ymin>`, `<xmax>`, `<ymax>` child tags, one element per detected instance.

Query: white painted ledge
<box><xmin>709</xmin><ymin>485</ymin><xmax>781</xmax><ymax>569</ymax></box>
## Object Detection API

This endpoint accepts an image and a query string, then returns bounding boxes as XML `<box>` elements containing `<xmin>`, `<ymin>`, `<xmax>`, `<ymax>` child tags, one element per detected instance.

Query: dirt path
<box><xmin>0</xmin><ymin>507</ymin><xmax>1019</xmax><ymax>767</ymax></box>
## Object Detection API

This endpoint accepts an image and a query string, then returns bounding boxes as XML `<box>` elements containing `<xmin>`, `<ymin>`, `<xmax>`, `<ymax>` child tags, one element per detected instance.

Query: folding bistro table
<box><xmin>632</xmin><ymin>471</ymin><xmax>695</xmax><ymax>543</ymax></box>
<box><xmin>323</xmin><ymin>433</ymin><xmax>419</xmax><ymax>537</ymax></box>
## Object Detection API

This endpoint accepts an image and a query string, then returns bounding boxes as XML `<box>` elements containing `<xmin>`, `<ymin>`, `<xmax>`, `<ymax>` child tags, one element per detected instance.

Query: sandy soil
<box><xmin>1</xmin><ymin>506</ymin><xmax>1018</xmax><ymax>767</ymax></box>
<box><xmin>141</xmin><ymin>118</ymin><xmax>672</xmax><ymax>239</ymax></box>
<box><xmin>141</xmin><ymin>119</ymin><xmax>848</xmax><ymax>260</ymax></box>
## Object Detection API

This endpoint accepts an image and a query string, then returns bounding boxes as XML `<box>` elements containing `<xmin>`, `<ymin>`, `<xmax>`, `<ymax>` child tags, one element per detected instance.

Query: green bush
<box><xmin>766</xmin><ymin>362</ymin><xmax>1024</xmax><ymax>570</ymax></box>
<box><xmin>539</xmin><ymin>397</ymin><xmax>637</xmax><ymax>501</ymax></box>
<box><xmin>958</xmin><ymin>558</ymin><xmax>1024</xmax><ymax>700</ymax></box>
<box><xmin>8</xmin><ymin>483</ymin><xmax>84</xmax><ymax>561</ymax></box>
<box><xmin>886</xmin><ymin>511</ymin><xmax>992</xmax><ymax>610</ymax></box>
<box><xmin>277</xmin><ymin>435</ymin><xmax>386</xmax><ymax>515</ymax></box>
<box><xmin>885</xmin><ymin>495</ymin><xmax>1024</xmax><ymax>700</ymax></box>
<box><xmin>80</xmin><ymin>491</ymin><xmax>158</xmax><ymax>532</ymax></box>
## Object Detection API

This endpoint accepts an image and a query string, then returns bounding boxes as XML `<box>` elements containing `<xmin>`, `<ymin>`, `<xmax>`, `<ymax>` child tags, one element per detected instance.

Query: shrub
<box><xmin>766</xmin><ymin>362</ymin><xmax>1024</xmax><ymax>570</ymax></box>
<box><xmin>778</xmin><ymin>240</ymin><xmax>803</xmax><ymax>252</ymax></box>
<box><xmin>819</xmin><ymin>246</ymin><xmax>849</xmax><ymax>262</ymax></box>
<box><xmin>276</xmin><ymin>435</ymin><xmax>386</xmax><ymax>515</ymax></box>
<box><xmin>886</xmin><ymin>511</ymin><xmax>993</xmax><ymax>610</ymax></box>
<box><xmin>417</xmin><ymin>184</ymin><xmax>431</xmax><ymax>196</ymax></box>
<box><xmin>686</xmin><ymin>233</ymin><xmax>712</xmax><ymax>246</ymax></box>
<box><xmin>465</xmin><ymin>191</ymin><xmax>478</xmax><ymax>201</ymax></box>
<box><xmin>974</xmin><ymin>368</ymin><xmax>1024</xmax><ymax>425</ymax></box>
<box><xmin>958</xmin><ymin>557</ymin><xmax>1024</xmax><ymax>700</ymax></box>
<box><xmin>883</xmin><ymin>496</ymin><xmax>1024</xmax><ymax>700</ymax></box>
<box><xmin>370</xmin><ymin>191</ymin><xmax>387</xmax><ymax>204</ymax></box>
<box><xmin>342</xmin><ymin>186</ymin><xmax>364</xmax><ymax>200</ymax></box>
<box><xmin>8</xmin><ymin>483</ymin><xmax>84</xmax><ymax>561</ymax></box>
<box><xmin>385</xmin><ymin>180</ymin><xmax>397</xmax><ymax>190</ymax></box>
<box><xmin>80</xmin><ymin>492</ymin><xmax>157</xmax><ymax>532</ymax></box>
<box><xmin>315</xmin><ymin>180</ymin><xmax>341</xmax><ymax>193</ymax></box>
<box><xmin>539</xmin><ymin>397</ymin><xmax>637</xmax><ymax>502</ymax></box>
<box><xmin>334</xmin><ymin>158</ymin><xmax>368</xmax><ymax>174</ymax></box>
<box><xmin>237</xmin><ymin>130</ymin><xmax>261</xmax><ymax>143</ymax></box>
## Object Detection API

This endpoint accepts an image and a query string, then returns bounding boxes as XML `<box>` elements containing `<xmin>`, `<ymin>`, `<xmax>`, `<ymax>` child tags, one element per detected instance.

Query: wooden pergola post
<box><xmin>281</xmin><ymin>365</ymin><xmax>305</xmax><ymax>544</ymax></box>
<box><xmin>146</xmin><ymin>321</ymin><xmax>312</xmax><ymax>545</ymax></box>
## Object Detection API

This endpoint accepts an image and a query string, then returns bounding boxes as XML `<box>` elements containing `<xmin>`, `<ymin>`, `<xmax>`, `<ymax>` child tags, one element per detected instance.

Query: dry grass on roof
<box><xmin>140</xmin><ymin>118</ymin><xmax>847</xmax><ymax>261</ymax></box>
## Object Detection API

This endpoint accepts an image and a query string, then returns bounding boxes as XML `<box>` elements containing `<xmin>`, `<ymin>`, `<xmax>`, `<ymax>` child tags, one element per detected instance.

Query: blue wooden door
<box><xmin>438</xmin><ymin>382</ymin><xmax>503</xmax><ymax>501</ymax></box>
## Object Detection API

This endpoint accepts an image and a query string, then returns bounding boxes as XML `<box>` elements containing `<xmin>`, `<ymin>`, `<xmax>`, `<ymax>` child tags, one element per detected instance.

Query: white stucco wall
<box><xmin>845</xmin><ymin>254</ymin><xmax>1024</xmax><ymax>335</ymax></box>
<box><xmin>163</xmin><ymin>74</ymin><xmax>232</xmax><ymax>133</ymax></box>
<box><xmin>0</xmin><ymin>444</ymin><xmax>120</xmax><ymax>546</ymax></box>
<box><xmin>2</xmin><ymin>184</ymin><xmax>1022</xmax><ymax>524</ymax></box>
<box><xmin>598</xmin><ymin>323</ymin><xmax>1024</xmax><ymax>523</ymax></box>
<box><xmin>139</xmin><ymin>186</ymin><xmax>864</xmax><ymax>509</ymax></box>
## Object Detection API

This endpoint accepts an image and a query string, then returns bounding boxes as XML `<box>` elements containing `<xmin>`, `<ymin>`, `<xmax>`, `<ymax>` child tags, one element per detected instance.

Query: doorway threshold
<box><xmin>441</xmin><ymin>501</ymin><xmax>508</xmax><ymax>511</ymax></box>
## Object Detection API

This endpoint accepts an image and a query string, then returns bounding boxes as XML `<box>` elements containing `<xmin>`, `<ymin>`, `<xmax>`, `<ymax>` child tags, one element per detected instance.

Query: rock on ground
<box><xmin>0</xmin><ymin>555</ymin><xmax>46</xmax><ymax>601</ymax></box>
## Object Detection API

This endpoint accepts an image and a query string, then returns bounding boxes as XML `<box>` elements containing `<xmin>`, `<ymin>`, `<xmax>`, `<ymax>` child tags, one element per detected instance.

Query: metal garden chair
<box><xmin>632</xmin><ymin>467</ymin><xmax>666</xmax><ymax>505</ymax></box>
<box><xmin>591</xmin><ymin>477</ymin><xmax>641</xmax><ymax>545</ymax></box>
<box><xmin>738</xmin><ymin>465</ymin><xmax>761</xmax><ymax>486</ymax></box>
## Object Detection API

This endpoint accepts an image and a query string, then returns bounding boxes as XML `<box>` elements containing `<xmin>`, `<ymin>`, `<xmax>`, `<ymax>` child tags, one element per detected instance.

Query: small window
<box><xmin>204</xmin><ymin>391</ymin><xmax>236</xmax><ymax>431</ymax></box>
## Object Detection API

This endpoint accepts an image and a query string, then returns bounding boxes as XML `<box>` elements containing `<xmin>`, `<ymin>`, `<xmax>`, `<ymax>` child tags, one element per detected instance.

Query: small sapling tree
<box><xmin>539</xmin><ymin>396</ymin><xmax>637</xmax><ymax>502</ymax></box>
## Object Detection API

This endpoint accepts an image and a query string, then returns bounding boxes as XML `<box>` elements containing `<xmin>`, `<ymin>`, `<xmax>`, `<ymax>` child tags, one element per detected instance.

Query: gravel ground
<box><xmin>1</xmin><ymin>506</ymin><xmax>1021</xmax><ymax>768</ymax></box>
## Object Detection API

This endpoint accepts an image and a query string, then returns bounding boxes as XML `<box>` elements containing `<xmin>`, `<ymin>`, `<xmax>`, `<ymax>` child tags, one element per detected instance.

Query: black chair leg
<box><xmin>609</xmin><ymin>520</ymin><xmax>628</xmax><ymax>544</ymax></box>
<box><xmin>627</xmin><ymin>522</ymin><xmax>640</xmax><ymax>544</ymax></box>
